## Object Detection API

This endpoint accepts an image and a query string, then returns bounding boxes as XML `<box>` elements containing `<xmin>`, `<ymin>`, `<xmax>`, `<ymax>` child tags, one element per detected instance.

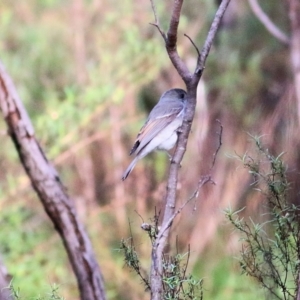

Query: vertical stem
<box><xmin>149</xmin><ymin>0</ymin><xmax>231</xmax><ymax>298</ymax></box>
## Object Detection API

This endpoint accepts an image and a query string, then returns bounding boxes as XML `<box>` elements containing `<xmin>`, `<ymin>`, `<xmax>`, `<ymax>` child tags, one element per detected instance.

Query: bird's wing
<box><xmin>130</xmin><ymin>102</ymin><xmax>184</xmax><ymax>155</ymax></box>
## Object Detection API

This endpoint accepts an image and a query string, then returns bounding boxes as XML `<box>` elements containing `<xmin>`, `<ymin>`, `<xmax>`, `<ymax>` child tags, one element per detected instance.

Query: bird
<box><xmin>122</xmin><ymin>88</ymin><xmax>187</xmax><ymax>180</ymax></box>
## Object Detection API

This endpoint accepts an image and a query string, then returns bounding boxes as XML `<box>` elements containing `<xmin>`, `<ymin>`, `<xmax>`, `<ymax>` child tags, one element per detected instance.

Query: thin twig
<box><xmin>151</xmin><ymin>0</ymin><xmax>191</xmax><ymax>83</ymax></box>
<box><xmin>150</xmin><ymin>0</ymin><xmax>159</xmax><ymax>26</ymax></box>
<box><xmin>247</xmin><ymin>0</ymin><xmax>290</xmax><ymax>46</ymax></box>
<box><xmin>149</xmin><ymin>0</ymin><xmax>167</xmax><ymax>41</ymax></box>
<box><xmin>184</xmin><ymin>33</ymin><xmax>200</xmax><ymax>57</ymax></box>
<box><xmin>150</xmin><ymin>23</ymin><xmax>167</xmax><ymax>41</ymax></box>
<box><xmin>196</xmin><ymin>0</ymin><xmax>232</xmax><ymax>75</ymax></box>
<box><xmin>210</xmin><ymin>120</ymin><xmax>223</xmax><ymax>171</ymax></box>
<box><xmin>166</xmin><ymin>0</ymin><xmax>184</xmax><ymax>49</ymax></box>
<box><xmin>127</xmin><ymin>220</ymin><xmax>151</xmax><ymax>290</ymax></box>
<box><xmin>156</xmin><ymin>175</ymin><xmax>215</xmax><ymax>242</ymax></box>
<box><xmin>0</xmin><ymin>61</ymin><xmax>107</xmax><ymax>300</ymax></box>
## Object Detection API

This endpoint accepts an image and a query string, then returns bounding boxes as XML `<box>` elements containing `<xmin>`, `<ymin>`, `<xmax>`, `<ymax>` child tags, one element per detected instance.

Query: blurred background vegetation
<box><xmin>0</xmin><ymin>0</ymin><xmax>297</xmax><ymax>299</ymax></box>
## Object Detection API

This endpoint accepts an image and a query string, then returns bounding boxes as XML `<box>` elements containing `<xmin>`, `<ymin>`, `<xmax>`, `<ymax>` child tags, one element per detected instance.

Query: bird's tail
<box><xmin>122</xmin><ymin>157</ymin><xmax>138</xmax><ymax>181</ymax></box>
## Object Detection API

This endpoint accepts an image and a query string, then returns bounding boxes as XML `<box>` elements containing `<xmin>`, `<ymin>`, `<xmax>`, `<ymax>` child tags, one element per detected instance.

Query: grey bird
<box><xmin>122</xmin><ymin>88</ymin><xmax>187</xmax><ymax>180</ymax></box>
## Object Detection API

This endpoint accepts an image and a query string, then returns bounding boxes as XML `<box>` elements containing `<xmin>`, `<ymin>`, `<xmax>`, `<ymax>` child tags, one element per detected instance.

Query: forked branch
<box><xmin>149</xmin><ymin>1</ymin><xmax>230</xmax><ymax>299</ymax></box>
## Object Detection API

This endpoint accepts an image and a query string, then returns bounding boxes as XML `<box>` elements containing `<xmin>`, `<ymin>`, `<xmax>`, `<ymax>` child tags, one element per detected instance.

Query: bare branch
<box><xmin>149</xmin><ymin>1</ymin><xmax>230</xmax><ymax>299</ymax></box>
<box><xmin>184</xmin><ymin>33</ymin><xmax>200</xmax><ymax>57</ymax></box>
<box><xmin>158</xmin><ymin>121</ymin><xmax>222</xmax><ymax>238</ymax></box>
<box><xmin>166</xmin><ymin>0</ymin><xmax>192</xmax><ymax>82</ymax></box>
<box><xmin>248</xmin><ymin>0</ymin><xmax>290</xmax><ymax>46</ymax></box>
<box><xmin>196</xmin><ymin>0</ymin><xmax>232</xmax><ymax>75</ymax></box>
<box><xmin>156</xmin><ymin>175</ymin><xmax>214</xmax><ymax>241</ymax></box>
<box><xmin>166</xmin><ymin>0</ymin><xmax>184</xmax><ymax>49</ymax></box>
<box><xmin>0</xmin><ymin>61</ymin><xmax>106</xmax><ymax>300</ymax></box>
<box><xmin>150</xmin><ymin>0</ymin><xmax>191</xmax><ymax>83</ymax></box>
<box><xmin>150</xmin><ymin>23</ymin><xmax>167</xmax><ymax>41</ymax></box>
<box><xmin>149</xmin><ymin>0</ymin><xmax>167</xmax><ymax>41</ymax></box>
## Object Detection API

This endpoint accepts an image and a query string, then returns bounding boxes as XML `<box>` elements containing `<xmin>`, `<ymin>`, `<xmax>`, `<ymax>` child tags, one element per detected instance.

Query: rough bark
<box><xmin>0</xmin><ymin>61</ymin><xmax>106</xmax><ymax>300</ymax></box>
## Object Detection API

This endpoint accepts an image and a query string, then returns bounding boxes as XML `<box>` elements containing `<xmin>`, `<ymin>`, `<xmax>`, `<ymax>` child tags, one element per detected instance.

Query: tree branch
<box><xmin>184</xmin><ymin>33</ymin><xmax>200</xmax><ymax>57</ymax></box>
<box><xmin>196</xmin><ymin>0</ymin><xmax>232</xmax><ymax>75</ymax></box>
<box><xmin>149</xmin><ymin>1</ymin><xmax>231</xmax><ymax>299</ymax></box>
<box><xmin>149</xmin><ymin>0</ymin><xmax>167</xmax><ymax>41</ymax></box>
<box><xmin>165</xmin><ymin>0</ymin><xmax>192</xmax><ymax>83</ymax></box>
<box><xmin>247</xmin><ymin>0</ymin><xmax>290</xmax><ymax>46</ymax></box>
<box><xmin>0</xmin><ymin>61</ymin><xmax>106</xmax><ymax>300</ymax></box>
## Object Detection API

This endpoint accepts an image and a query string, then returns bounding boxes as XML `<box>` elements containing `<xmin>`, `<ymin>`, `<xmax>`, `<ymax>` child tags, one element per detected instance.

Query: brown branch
<box><xmin>156</xmin><ymin>121</ymin><xmax>222</xmax><ymax>240</ymax></box>
<box><xmin>248</xmin><ymin>0</ymin><xmax>290</xmax><ymax>46</ymax></box>
<box><xmin>156</xmin><ymin>175</ymin><xmax>215</xmax><ymax>242</ymax></box>
<box><xmin>0</xmin><ymin>61</ymin><xmax>106</xmax><ymax>300</ymax></box>
<box><xmin>166</xmin><ymin>0</ymin><xmax>184</xmax><ymax>49</ymax></box>
<box><xmin>166</xmin><ymin>0</ymin><xmax>191</xmax><ymax>83</ymax></box>
<box><xmin>196</xmin><ymin>0</ymin><xmax>232</xmax><ymax>75</ymax></box>
<box><xmin>149</xmin><ymin>0</ymin><xmax>167</xmax><ymax>41</ymax></box>
<box><xmin>150</xmin><ymin>1</ymin><xmax>230</xmax><ymax>299</ymax></box>
<box><xmin>184</xmin><ymin>33</ymin><xmax>200</xmax><ymax>57</ymax></box>
<box><xmin>150</xmin><ymin>0</ymin><xmax>191</xmax><ymax>83</ymax></box>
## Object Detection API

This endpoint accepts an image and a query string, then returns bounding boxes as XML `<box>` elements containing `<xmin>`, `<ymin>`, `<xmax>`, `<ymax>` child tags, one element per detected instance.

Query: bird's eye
<box><xmin>180</xmin><ymin>93</ymin><xmax>185</xmax><ymax>99</ymax></box>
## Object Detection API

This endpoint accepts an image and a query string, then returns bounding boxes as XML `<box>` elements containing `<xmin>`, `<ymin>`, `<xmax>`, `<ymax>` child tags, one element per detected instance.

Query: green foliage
<box><xmin>11</xmin><ymin>284</ymin><xmax>64</xmax><ymax>300</ymax></box>
<box><xmin>225</xmin><ymin>136</ymin><xmax>300</xmax><ymax>299</ymax></box>
<box><xmin>0</xmin><ymin>202</ymin><xmax>74</xmax><ymax>298</ymax></box>
<box><xmin>119</xmin><ymin>238</ymin><xmax>151</xmax><ymax>290</ymax></box>
<box><xmin>119</xmin><ymin>217</ymin><xmax>203</xmax><ymax>300</ymax></box>
<box><xmin>162</xmin><ymin>253</ymin><xmax>203</xmax><ymax>300</ymax></box>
